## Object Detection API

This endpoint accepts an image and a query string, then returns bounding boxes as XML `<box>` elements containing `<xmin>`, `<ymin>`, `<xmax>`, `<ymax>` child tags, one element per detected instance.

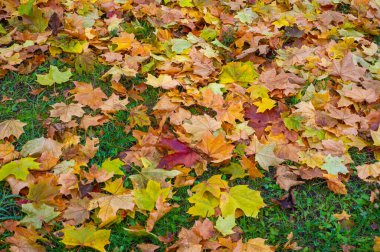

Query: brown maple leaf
<box><xmin>70</xmin><ymin>82</ymin><xmax>107</xmax><ymax>110</ymax></box>
<box><xmin>50</xmin><ymin>102</ymin><xmax>85</xmax><ymax>123</ymax></box>
<box><xmin>196</xmin><ymin>132</ymin><xmax>234</xmax><ymax>163</ymax></box>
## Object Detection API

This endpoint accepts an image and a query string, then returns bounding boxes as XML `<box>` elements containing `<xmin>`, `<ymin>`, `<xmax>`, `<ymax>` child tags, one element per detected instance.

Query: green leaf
<box><xmin>134</xmin><ymin>180</ymin><xmax>170</xmax><ymax>211</ymax></box>
<box><xmin>220</xmin><ymin>185</ymin><xmax>265</xmax><ymax>218</ymax></box>
<box><xmin>235</xmin><ymin>8</ymin><xmax>258</xmax><ymax>24</ymax></box>
<box><xmin>18</xmin><ymin>0</ymin><xmax>34</xmax><ymax>16</ymax></box>
<box><xmin>61</xmin><ymin>225</ymin><xmax>110</xmax><ymax>252</ymax></box>
<box><xmin>221</xmin><ymin>162</ymin><xmax>247</xmax><ymax>180</ymax></box>
<box><xmin>219</xmin><ymin>61</ymin><xmax>258</xmax><ymax>84</ymax></box>
<box><xmin>101</xmin><ymin>158</ymin><xmax>124</xmax><ymax>176</ymax></box>
<box><xmin>321</xmin><ymin>155</ymin><xmax>348</xmax><ymax>175</ymax></box>
<box><xmin>29</xmin><ymin>7</ymin><xmax>48</xmax><ymax>32</ymax></box>
<box><xmin>283</xmin><ymin>115</ymin><xmax>303</xmax><ymax>131</ymax></box>
<box><xmin>200</xmin><ymin>28</ymin><xmax>218</xmax><ymax>41</ymax></box>
<box><xmin>21</xmin><ymin>203</ymin><xmax>60</xmax><ymax>229</ymax></box>
<box><xmin>178</xmin><ymin>0</ymin><xmax>194</xmax><ymax>7</ymax></box>
<box><xmin>36</xmin><ymin>66</ymin><xmax>72</xmax><ymax>86</ymax></box>
<box><xmin>0</xmin><ymin>158</ymin><xmax>40</xmax><ymax>181</ymax></box>
<box><xmin>187</xmin><ymin>193</ymin><xmax>219</xmax><ymax>217</ymax></box>
<box><xmin>171</xmin><ymin>39</ymin><xmax>192</xmax><ymax>54</ymax></box>
<box><xmin>215</xmin><ymin>215</ymin><xmax>236</xmax><ymax>236</ymax></box>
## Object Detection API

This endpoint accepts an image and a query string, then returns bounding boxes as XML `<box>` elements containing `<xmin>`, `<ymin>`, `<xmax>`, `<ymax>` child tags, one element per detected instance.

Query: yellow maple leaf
<box><xmin>253</xmin><ymin>98</ymin><xmax>277</xmax><ymax>113</ymax></box>
<box><xmin>61</xmin><ymin>224</ymin><xmax>110</xmax><ymax>252</ymax></box>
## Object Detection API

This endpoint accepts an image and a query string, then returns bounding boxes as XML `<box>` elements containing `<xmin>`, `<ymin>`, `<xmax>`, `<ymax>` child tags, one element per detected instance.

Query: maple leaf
<box><xmin>331</xmin><ymin>53</ymin><xmax>366</xmax><ymax>82</ymax></box>
<box><xmin>75</xmin><ymin>52</ymin><xmax>96</xmax><ymax>74</ymax></box>
<box><xmin>221</xmin><ymin>162</ymin><xmax>248</xmax><ymax>180</ymax></box>
<box><xmin>128</xmin><ymin>105</ymin><xmax>151</xmax><ymax>128</ymax></box>
<box><xmin>171</xmin><ymin>38</ymin><xmax>192</xmax><ymax>53</ymax></box>
<box><xmin>100</xmin><ymin>94</ymin><xmax>129</xmax><ymax>113</ymax></box>
<box><xmin>6</xmin><ymin>226</ymin><xmax>45</xmax><ymax>252</ymax></box>
<box><xmin>111</xmin><ymin>32</ymin><xmax>135</xmax><ymax>51</ymax></box>
<box><xmin>275</xmin><ymin>165</ymin><xmax>304</xmax><ymax>191</ymax></box>
<box><xmin>146</xmin><ymin>195</ymin><xmax>178</xmax><ymax>232</ymax></box>
<box><xmin>215</xmin><ymin>215</ymin><xmax>236</xmax><ymax>236</ymax></box>
<box><xmin>20</xmin><ymin>203</ymin><xmax>60</xmax><ymax>229</ymax></box>
<box><xmin>219</xmin><ymin>61</ymin><xmax>258</xmax><ymax>84</ymax></box>
<box><xmin>243</xmin><ymin>238</ymin><xmax>275</xmax><ymax>252</ymax></box>
<box><xmin>101</xmin><ymin>158</ymin><xmax>124</xmax><ymax>176</ymax></box>
<box><xmin>253</xmin><ymin>140</ymin><xmax>283</xmax><ymax>171</ymax></box>
<box><xmin>253</xmin><ymin>98</ymin><xmax>277</xmax><ymax>113</ymax></box>
<box><xmin>80</xmin><ymin>115</ymin><xmax>109</xmax><ymax>130</ymax></box>
<box><xmin>89</xmin><ymin>187</ymin><xmax>134</xmax><ymax>226</ymax></box>
<box><xmin>0</xmin><ymin>142</ymin><xmax>19</xmax><ymax>163</ymax></box>
<box><xmin>134</xmin><ymin>180</ymin><xmax>170</xmax><ymax>211</ymax></box>
<box><xmin>321</xmin><ymin>155</ymin><xmax>348</xmax><ymax>175</ymax></box>
<box><xmin>0</xmin><ymin>157</ymin><xmax>40</xmax><ymax>181</ymax></box>
<box><xmin>36</xmin><ymin>66</ymin><xmax>72</xmax><ymax>86</ymax></box>
<box><xmin>187</xmin><ymin>193</ymin><xmax>219</xmax><ymax>217</ymax></box>
<box><xmin>130</xmin><ymin>157</ymin><xmax>181</xmax><ymax>189</ymax></box>
<box><xmin>0</xmin><ymin>119</ymin><xmax>26</xmax><ymax>139</ymax></box>
<box><xmin>333</xmin><ymin>210</ymin><xmax>351</xmax><ymax>221</ymax></box>
<box><xmin>371</xmin><ymin>128</ymin><xmax>380</xmax><ymax>146</ymax></box>
<box><xmin>63</xmin><ymin>198</ymin><xmax>90</xmax><ymax>225</ymax></box>
<box><xmin>356</xmin><ymin>163</ymin><xmax>380</xmax><ymax>181</ymax></box>
<box><xmin>219</xmin><ymin>185</ymin><xmax>265</xmax><ymax>218</ymax></box>
<box><xmin>146</xmin><ymin>74</ymin><xmax>180</xmax><ymax>89</ymax></box>
<box><xmin>182</xmin><ymin>115</ymin><xmax>221</xmax><ymax>141</ymax></box>
<box><xmin>61</xmin><ymin>224</ymin><xmax>110</xmax><ymax>252</ymax></box>
<box><xmin>196</xmin><ymin>132</ymin><xmax>234</xmax><ymax>163</ymax></box>
<box><xmin>245</xmin><ymin>105</ymin><xmax>281</xmax><ymax>138</ymax></box>
<box><xmin>101</xmin><ymin>65</ymin><xmax>137</xmax><ymax>82</ymax></box>
<box><xmin>21</xmin><ymin>137</ymin><xmax>63</xmax><ymax>158</ymax></box>
<box><xmin>27</xmin><ymin>176</ymin><xmax>61</xmax><ymax>205</ymax></box>
<box><xmin>323</xmin><ymin>174</ymin><xmax>347</xmax><ymax>195</ymax></box>
<box><xmin>158</xmin><ymin>138</ymin><xmax>200</xmax><ymax>169</ymax></box>
<box><xmin>50</xmin><ymin>102</ymin><xmax>85</xmax><ymax>122</ymax></box>
<box><xmin>70</xmin><ymin>81</ymin><xmax>107</xmax><ymax>110</ymax></box>
<box><xmin>191</xmin><ymin>175</ymin><xmax>228</xmax><ymax>199</ymax></box>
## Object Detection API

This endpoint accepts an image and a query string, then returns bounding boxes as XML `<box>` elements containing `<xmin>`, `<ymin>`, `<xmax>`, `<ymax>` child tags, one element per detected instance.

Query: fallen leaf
<box><xmin>196</xmin><ymin>132</ymin><xmax>234</xmax><ymax>163</ymax></box>
<box><xmin>36</xmin><ymin>66</ymin><xmax>72</xmax><ymax>86</ymax></box>
<box><xmin>0</xmin><ymin>119</ymin><xmax>26</xmax><ymax>139</ymax></box>
<box><xmin>50</xmin><ymin>102</ymin><xmax>85</xmax><ymax>122</ymax></box>
<box><xmin>61</xmin><ymin>224</ymin><xmax>110</xmax><ymax>252</ymax></box>
<box><xmin>220</xmin><ymin>185</ymin><xmax>265</xmax><ymax>218</ymax></box>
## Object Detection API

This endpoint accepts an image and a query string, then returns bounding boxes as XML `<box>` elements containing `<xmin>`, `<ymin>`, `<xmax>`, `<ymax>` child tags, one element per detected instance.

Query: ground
<box><xmin>0</xmin><ymin>63</ymin><xmax>379</xmax><ymax>251</ymax></box>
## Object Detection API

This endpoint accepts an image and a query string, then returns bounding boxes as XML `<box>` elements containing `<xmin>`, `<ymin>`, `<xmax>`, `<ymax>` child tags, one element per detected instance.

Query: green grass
<box><xmin>1</xmin><ymin>64</ymin><xmax>380</xmax><ymax>251</ymax></box>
